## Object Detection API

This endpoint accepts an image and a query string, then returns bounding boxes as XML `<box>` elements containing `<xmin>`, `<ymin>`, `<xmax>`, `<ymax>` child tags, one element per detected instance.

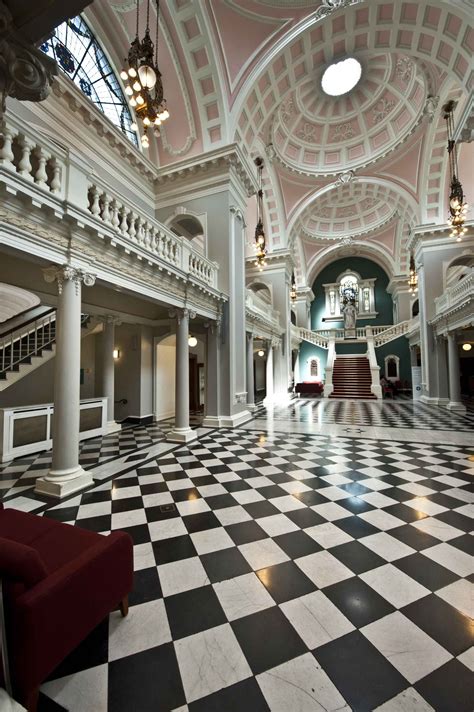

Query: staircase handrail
<box><xmin>0</xmin><ymin>307</ymin><xmax>55</xmax><ymax>339</ymax></box>
<box><xmin>373</xmin><ymin>321</ymin><xmax>410</xmax><ymax>346</ymax></box>
<box><xmin>299</xmin><ymin>328</ymin><xmax>329</xmax><ymax>349</ymax></box>
<box><xmin>0</xmin><ymin>312</ymin><xmax>88</xmax><ymax>375</ymax></box>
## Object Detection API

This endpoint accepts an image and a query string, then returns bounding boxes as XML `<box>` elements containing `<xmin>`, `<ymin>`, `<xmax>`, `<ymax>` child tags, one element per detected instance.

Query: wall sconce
<box><xmin>113</xmin><ymin>348</ymin><xmax>120</xmax><ymax>360</ymax></box>
<box><xmin>188</xmin><ymin>335</ymin><xmax>198</xmax><ymax>347</ymax></box>
<box><xmin>462</xmin><ymin>343</ymin><xmax>472</xmax><ymax>351</ymax></box>
<box><xmin>258</xmin><ymin>349</ymin><xmax>265</xmax><ymax>357</ymax></box>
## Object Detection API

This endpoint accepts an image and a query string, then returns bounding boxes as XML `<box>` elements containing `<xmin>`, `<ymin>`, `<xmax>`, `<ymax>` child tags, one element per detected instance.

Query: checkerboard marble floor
<box><xmin>256</xmin><ymin>398</ymin><xmax>474</xmax><ymax>432</ymax></box>
<box><xmin>8</xmin><ymin>416</ymin><xmax>470</xmax><ymax>712</ymax></box>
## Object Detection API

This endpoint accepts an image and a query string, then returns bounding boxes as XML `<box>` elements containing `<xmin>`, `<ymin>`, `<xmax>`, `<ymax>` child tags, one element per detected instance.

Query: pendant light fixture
<box><xmin>408</xmin><ymin>253</ymin><xmax>418</xmax><ymax>295</ymax></box>
<box><xmin>443</xmin><ymin>100</ymin><xmax>468</xmax><ymax>241</ymax></box>
<box><xmin>121</xmin><ymin>0</ymin><xmax>169</xmax><ymax>149</ymax></box>
<box><xmin>254</xmin><ymin>157</ymin><xmax>267</xmax><ymax>271</ymax></box>
<box><xmin>290</xmin><ymin>272</ymin><xmax>297</xmax><ymax>302</ymax></box>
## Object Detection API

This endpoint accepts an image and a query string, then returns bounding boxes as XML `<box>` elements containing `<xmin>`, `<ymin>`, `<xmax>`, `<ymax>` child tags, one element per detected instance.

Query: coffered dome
<box><xmin>272</xmin><ymin>53</ymin><xmax>427</xmax><ymax>176</ymax></box>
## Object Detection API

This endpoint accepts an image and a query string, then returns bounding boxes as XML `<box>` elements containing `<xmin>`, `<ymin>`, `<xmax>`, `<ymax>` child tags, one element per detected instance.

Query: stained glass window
<box><xmin>40</xmin><ymin>15</ymin><xmax>138</xmax><ymax>147</ymax></box>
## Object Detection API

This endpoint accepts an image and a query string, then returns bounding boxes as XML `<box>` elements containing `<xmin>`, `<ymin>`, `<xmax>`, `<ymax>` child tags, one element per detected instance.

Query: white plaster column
<box><xmin>435</xmin><ymin>336</ymin><xmax>449</xmax><ymax>407</ymax></box>
<box><xmin>410</xmin><ymin>345</ymin><xmax>418</xmax><ymax>367</ymax></box>
<box><xmin>101</xmin><ymin>317</ymin><xmax>121</xmax><ymax>434</ymax></box>
<box><xmin>446</xmin><ymin>332</ymin><xmax>466</xmax><ymax>413</ymax></box>
<box><xmin>294</xmin><ymin>349</ymin><xmax>301</xmax><ymax>387</ymax></box>
<box><xmin>167</xmin><ymin>309</ymin><xmax>198</xmax><ymax>442</ymax></box>
<box><xmin>35</xmin><ymin>265</ymin><xmax>96</xmax><ymax>498</ymax></box>
<box><xmin>203</xmin><ymin>319</ymin><xmax>221</xmax><ymax>427</ymax></box>
<box><xmin>246</xmin><ymin>332</ymin><xmax>256</xmax><ymax>410</ymax></box>
<box><xmin>264</xmin><ymin>340</ymin><xmax>274</xmax><ymax>404</ymax></box>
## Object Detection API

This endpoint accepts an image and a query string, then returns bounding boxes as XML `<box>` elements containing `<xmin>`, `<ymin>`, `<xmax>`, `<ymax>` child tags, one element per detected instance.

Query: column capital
<box><xmin>99</xmin><ymin>314</ymin><xmax>122</xmax><ymax>326</ymax></box>
<box><xmin>43</xmin><ymin>264</ymin><xmax>96</xmax><ymax>294</ymax></box>
<box><xmin>169</xmin><ymin>308</ymin><xmax>196</xmax><ymax>322</ymax></box>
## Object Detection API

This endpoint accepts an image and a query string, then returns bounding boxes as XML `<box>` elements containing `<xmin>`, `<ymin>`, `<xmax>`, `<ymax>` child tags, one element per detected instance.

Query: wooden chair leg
<box><xmin>119</xmin><ymin>595</ymin><xmax>129</xmax><ymax>617</ymax></box>
<box><xmin>26</xmin><ymin>687</ymin><xmax>40</xmax><ymax>712</ymax></box>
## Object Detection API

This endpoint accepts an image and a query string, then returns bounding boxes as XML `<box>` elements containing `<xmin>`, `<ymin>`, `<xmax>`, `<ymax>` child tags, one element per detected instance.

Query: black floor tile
<box><xmin>389</xmin><ymin>524</ymin><xmax>440</xmax><ymax>551</ymax></box>
<box><xmin>108</xmin><ymin>643</ymin><xmax>186</xmax><ymax>712</ymax></box>
<box><xmin>243</xmin><ymin>500</ymin><xmax>281</xmax><ymax>519</ymax></box>
<box><xmin>330</xmin><ymin>540</ymin><xmax>386</xmax><ymax>575</ymax></box>
<box><xmin>182</xmin><ymin>511</ymin><xmax>221</xmax><ymax>533</ymax></box>
<box><xmin>273</xmin><ymin>530</ymin><xmax>322</xmax><ymax>559</ymax></box>
<box><xmin>165</xmin><ymin>585</ymin><xmax>227</xmax><ymax>639</ymax></box>
<box><xmin>324</xmin><ymin>577</ymin><xmax>394</xmax><ymax>628</ymax></box>
<box><xmin>153</xmin><ymin>534</ymin><xmax>197</xmax><ymax>565</ymax></box>
<box><xmin>402</xmin><ymin>595</ymin><xmax>472</xmax><ymax>656</ymax></box>
<box><xmin>226</xmin><ymin>520</ymin><xmax>267</xmax><ymax>545</ymax></box>
<box><xmin>129</xmin><ymin>567</ymin><xmax>162</xmax><ymax>606</ymax></box>
<box><xmin>315</xmin><ymin>631</ymin><xmax>407</xmax><ymax>711</ymax></box>
<box><xmin>256</xmin><ymin>560</ymin><xmax>316</xmax><ymax>603</ymax></box>
<box><xmin>335</xmin><ymin>515</ymin><xmax>380</xmax><ymax>539</ymax></box>
<box><xmin>394</xmin><ymin>553</ymin><xmax>458</xmax><ymax>591</ymax></box>
<box><xmin>189</xmin><ymin>676</ymin><xmax>270</xmax><ymax>712</ymax></box>
<box><xmin>285</xmin><ymin>507</ymin><xmax>325</xmax><ymax>529</ymax></box>
<box><xmin>201</xmin><ymin>547</ymin><xmax>252</xmax><ymax>583</ymax></box>
<box><xmin>415</xmin><ymin>659</ymin><xmax>474</xmax><ymax>712</ymax></box>
<box><xmin>449</xmin><ymin>533</ymin><xmax>474</xmax><ymax>555</ymax></box>
<box><xmin>231</xmin><ymin>606</ymin><xmax>306</xmax><ymax>675</ymax></box>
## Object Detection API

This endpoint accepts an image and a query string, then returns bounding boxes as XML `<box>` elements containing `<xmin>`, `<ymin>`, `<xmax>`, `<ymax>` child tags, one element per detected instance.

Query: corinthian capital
<box><xmin>43</xmin><ymin>264</ymin><xmax>96</xmax><ymax>294</ymax></box>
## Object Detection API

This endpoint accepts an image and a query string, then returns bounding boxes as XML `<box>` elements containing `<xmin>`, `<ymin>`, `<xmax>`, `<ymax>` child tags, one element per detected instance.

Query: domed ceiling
<box><xmin>273</xmin><ymin>53</ymin><xmax>427</xmax><ymax>176</ymax></box>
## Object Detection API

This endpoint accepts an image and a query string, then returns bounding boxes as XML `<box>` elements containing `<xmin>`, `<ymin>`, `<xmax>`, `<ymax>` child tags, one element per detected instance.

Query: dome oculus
<box><xmin>321</xmin><ymin>58</ymin><xmax>362</xmax><ymax>96</ymax></box>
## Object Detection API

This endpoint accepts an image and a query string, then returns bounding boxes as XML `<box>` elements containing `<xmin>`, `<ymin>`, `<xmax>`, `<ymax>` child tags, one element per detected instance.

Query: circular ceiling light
<box><xmin>258</xmin><ymin>350</ymin><xmax>265</xmax><ymax>357</ymax></box>
<box><xmin>462</xmin><ymin>343</ymin><xmax>472</xmax><ymax>351</ymax></box>
<box><xmin>188</xmin><ymin>335</ymin><xmax>197</xmax><ymax>348</ymax></box>
<box><xmin>321</xmin><ymin>58</ymin><xmax>362</xmax><ymax>96</ymax></box>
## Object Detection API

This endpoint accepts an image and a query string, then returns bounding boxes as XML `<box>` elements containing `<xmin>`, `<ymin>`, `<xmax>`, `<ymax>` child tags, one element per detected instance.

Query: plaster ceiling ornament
<box><xmin>423</xmin><ymin>95</ymin><xmax>440</xmax><ymax>123</ymax></box>
<box><xmin>0</xmin><ymin>2</ymin><xmax>58</xmax><ymax>113</ymax></box>
<box><xmin>333</xmin><ymin>123</ymin><xmax>355</xmax><ymax>142</ymax></box>
<box><xmin>265</xmin><ymin>143</ymin><xmax>276</xmax><ymax>163</ymax></box>
<box><xmin>340</xmin><ymin>236</ymin><xmax>354</xmax><ymax>247</ymax></box>
<box><xmin>314</xmin><ymin>0</ymin><xmax>364</xmax><ymax>21</ymax></box>
<box><xmin>372</xmin><ymin>97</ymin><xmax>396</xmax><ymax>125</ymax></box>
<box><xmin>335</xmin><ymin>170</ymin><xmax>355</xmax><ymax>186</ymax></box>
<box><xmin>396</xmin><ymin>57</ymin><xmax>413</xmax><ymax>83</ymax></box>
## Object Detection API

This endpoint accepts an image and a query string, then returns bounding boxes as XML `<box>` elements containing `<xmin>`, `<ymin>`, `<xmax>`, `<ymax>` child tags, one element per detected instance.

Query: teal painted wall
<box><xmin>310</xmin><ymin>257</ymin><xmax>393</xmax><ymax>330</ymax></box>
<box><xmin>297</xmin><ymin>258</ymin><xmax>412</xmax><ymax>385</ymax></box>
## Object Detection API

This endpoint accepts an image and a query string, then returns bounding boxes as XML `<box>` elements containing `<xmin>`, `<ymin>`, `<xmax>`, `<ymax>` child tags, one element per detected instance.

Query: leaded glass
<box><xmin>40</xmin><ymin>15</ymin><xmax>138</xmax><ymax>147</ymax></box>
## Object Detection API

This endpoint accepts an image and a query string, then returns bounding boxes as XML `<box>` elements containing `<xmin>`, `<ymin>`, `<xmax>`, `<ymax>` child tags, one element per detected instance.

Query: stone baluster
<box><xmin>50</xmin><ymin>158</ymin><xmax>61</xmax><ymax>194</ymax></box>
<box><xmin>89</xmin><ymin>185</ymin><xmax>100</xmax><ymax>216</ymax></box>
<box><xmin>18</xmin><ymin>136</ymin><xmax>33</xmax><ymax>178</ymax></box>
<box><xmin>129</xmin><ymin>212</ymin><xmax>137</xmax><ymax>241</ymax></box>
<box><xmin>137</xmin><ymin>217</ymin><xmax>145</xmax><ymax>246</ymax></box>
<box><xmin>119</xmin><ymin>206</ymin><xmax>128</xmax><ymax>235</ymax></box>
<box><xmin>34</xmin><ymin>146</ymin><xmax>49</xmax><ymax>188</ymax></box>
<box><xmin>144</xmin><ymin>222</ymin><xmax>151</xmax><ymax>250</ymax></box>
<box><xmin>101</xmin><ymin>193</ymin><xmax>111</xmax><ymax>223</ymax></box>
<box><xmin>0</xmin><ymin>124</ymin><xmax>16</xmax><ymax>168</ymax></box>
<box><xmin>111</xmin><ymin>199</ymin><xmax>120</xmax><ymax>230</ymax></box>
<box><xmin>156</xmin><ymin>231</ymin><xmax>164</xmax><ymax>257</ymax></box>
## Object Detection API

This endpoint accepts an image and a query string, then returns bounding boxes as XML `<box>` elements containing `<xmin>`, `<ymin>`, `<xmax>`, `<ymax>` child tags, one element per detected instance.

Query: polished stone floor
<box><xmin>3</xmin><ymin>400</ymin><xmax>473</xmax><ymax>711</ymax></box>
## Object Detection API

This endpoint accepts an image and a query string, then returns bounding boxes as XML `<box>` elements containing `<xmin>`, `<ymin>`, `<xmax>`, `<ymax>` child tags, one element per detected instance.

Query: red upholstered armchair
<box><xmin>0</xmin><ymin>502</ymin><xmax>133</xmax><ymax>711</ymax></box>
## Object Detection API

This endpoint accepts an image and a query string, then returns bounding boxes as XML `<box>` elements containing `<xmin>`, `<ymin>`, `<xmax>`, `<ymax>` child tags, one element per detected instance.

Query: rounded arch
<box><xmin>165</xmin><ymin>209</ymin><xmax>207</xmax><ymax>256</ymax></box>
<box><xmin>306</xmin><ymin>240</ymin><xmax>395</xmax><ymax>288</ymax></box>
<box><xmin>247</xmin><ymin>280</ymin><xmax>273</xmax><ymax>304</ymax></box>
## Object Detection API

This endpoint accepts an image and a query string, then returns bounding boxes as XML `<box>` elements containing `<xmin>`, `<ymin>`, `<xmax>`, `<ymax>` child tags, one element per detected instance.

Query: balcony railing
<box><xmin>246</xmin><ymin>290</ymin><xmax>281</xmax><ymax>329</ymax></box>
<box><xmin>0</xmin><ymin>115</ymin><xmax>219</xmax><ymax>291</ymax></box>
<box><xmin>434</xmin><ymin>273</ymin><xmax>473</xmax><ymax>316</ymax></box>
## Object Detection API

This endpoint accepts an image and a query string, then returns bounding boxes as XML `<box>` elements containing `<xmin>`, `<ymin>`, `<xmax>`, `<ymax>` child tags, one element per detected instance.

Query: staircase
<box><xmin>330</xmin><ymin>356</ymin><xmax>376</xmax><ymax>399</ymax></box>
<box><xmin>0</xmin><ymin>310</ymin><xmax>93</xmax><ymax>390</ymax></box>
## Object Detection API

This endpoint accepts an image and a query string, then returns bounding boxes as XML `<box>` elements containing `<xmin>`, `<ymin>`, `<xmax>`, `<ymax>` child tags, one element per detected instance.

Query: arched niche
<box><xmin>167</xmin><ymin>213</ymin><xmax>206</xmax><ymax>256</ymax></box>
<box><xmin>248</xmin><ymin>281</ymin><xmax>272</xmax><ymax>305</ymax></box>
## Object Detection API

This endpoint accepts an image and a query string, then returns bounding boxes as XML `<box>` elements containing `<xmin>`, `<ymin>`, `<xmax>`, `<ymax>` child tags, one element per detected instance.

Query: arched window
<box><xmin>310</xmin><ymin>358</ymin><xmax>319</xmax><ymax>378</ymax></box>
<box><xmin>40</xmin><ymin>16</ymin><xmax>138</xmax><ymax>147</ymax></box>
<box><xmin>384</xmin><ymin>355</ymin><xmax>400</xmax><ymax>381</ymax></box>
<box><xmin>412</xmin><ymin>299</ymin><xmax>419</xmax><ymax>317</ymax></box>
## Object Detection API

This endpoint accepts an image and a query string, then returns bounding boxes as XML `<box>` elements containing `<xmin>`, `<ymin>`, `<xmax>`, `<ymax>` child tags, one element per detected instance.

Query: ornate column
<box><xmin>35</xmin><ymin>265</ymin><xmax>96</xmax><ymax>498</ymax></box>
<box><xmin>101</xmin><ymin>316</ymin><xmax>121</xmax><ymax>434</ymax></box>
<box><xmin>246</xmin><ymin>332</ymin><xmax>256</xmax><ymax>410</ymax></box>
<box><xmin>446</xmin><ymin>331</ymin><xmax>466</xmax><ymax>413</ymax></box>
<box><xmin>167</xmin><ymin>309</ymin><xmax>198</xmax><ymax>443</ymax></box>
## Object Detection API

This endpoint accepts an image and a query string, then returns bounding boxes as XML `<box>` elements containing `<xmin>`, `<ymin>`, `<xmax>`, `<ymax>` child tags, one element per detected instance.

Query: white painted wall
<box><xmin>255</xmin><ymin>355</ymin><xmax>266</xmax><ymax>392</ymax></box>
<box><xmin>155</xmin><ymin>335</ymin><xmax>176</xmax><ymax>420</ymax></box>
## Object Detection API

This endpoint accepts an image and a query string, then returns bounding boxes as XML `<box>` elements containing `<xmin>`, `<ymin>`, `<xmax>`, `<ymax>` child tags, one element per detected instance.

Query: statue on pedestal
<box><xmin>343</xmin><ymin>302</ymin><xmax>357</xmax><ymax>338</ymax></box>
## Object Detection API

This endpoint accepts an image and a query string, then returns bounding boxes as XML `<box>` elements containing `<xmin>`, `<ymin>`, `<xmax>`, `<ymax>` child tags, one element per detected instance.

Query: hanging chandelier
<box><xmin>254</xmin><ymin>157</ymin><xmax>267</xmax><ymax>271</ymax></box>
<box><xmin>408</xmin><ymin>253</ymin><xmax>418</xmax><ymax>295</ymax></box>
<box><xmin>443</xmin><ymin>100</ymin><xmax>468</xmax><ymax>241</ymax></box>
<box><xmin>120</xmin><ymin>0</ymin><xmax>169</xmax><ymax>149</ymax></box>
<box><xmin>290</xmin><ymin>272</ymin><xmax>297</xmax><ymax>302</ymax></box>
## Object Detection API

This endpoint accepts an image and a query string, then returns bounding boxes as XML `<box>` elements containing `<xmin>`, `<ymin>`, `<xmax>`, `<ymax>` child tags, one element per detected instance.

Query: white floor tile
<box><xmin>175</xmin><ymin>498</ymin><xmax>210</xmax><ymax>517</ymax></box>
<box><xmin>280</xmin><ymin>590</ymin><xmax>354</xmax><ymax>649</ymax></box>
<box><xmin>361</xmin><ymin>532</ymin><xmax>415</xmax><ymax>562</ymax></box>
<box><xmin>158</xmin><ymin>556</ymin><xmax>209</xmax><ymax>596</ymax></box>
<box><xmin>41</xmin><ymin>664</ymin><xmax>108</xmax><ymax>712</ymax></box>
<box><xmin>436</xmin><ymin>579</ymin><xmax>474</xmax><ymax>618</ymax></box>
<box><xmin>362</xmin><ymin>611</ymin><xmax>451</xmax><ymax>683</ymax></box>
<box><xmin>214</xmin><ymin>573</ymin><xmax>274</xmax><ymax>620</ymax></box>
<box><xmin>174</xmin><ymin>623</ymin><xmax>252</xmax><ymax>703</ymax></box>
<box><xmin>190</xmin><ymin>527</ymin><xmax>234</xmax><ymax>555</ymax></box>
<box><xmin>239</xmin><ymin>538</ymin><xmax>289</xmax><ymax>570</ymax></box>
<box><xmin>305</xmin><ymin>522</ymin><xmax>352</xmax><ymax>549</ymax></box>
<box><xmin>270</xmin><ymin>495</ymin><xmax>306</xmax><ymax>512</ymax></box>
<box><xmin>108</xmin><ymin>599</ymin><xmax>171</xmax><ymax>661</ymax></box>
<box><xmin>133</xmin><ymin>542</ymin><xmax>156</xmax><ymax>571</ymax></box>
<box><xmin>295</xmin><ymin>550</ymin><xmax>353</xmax><ymax>589</ymax></box>
<box><xmin>373</xmin><ymin>688</ymin><xmax>435</xmax><ymax>711</ymax></box>
<box><xmin>410</xmin><ymin>517</ymin><xmax>463</xmax><ymax>541</ymax></box>
<box><xmin>311</xmin><ymin>502</ymin><xmax>352</xmax><ymax>521</ymax></box>
<box><xmin>214</xmin><ymin>505</ymin><xmax>252</xmax><ymax>526</ymax></box>
<box><xmin>257</xmin><ymin>513</ymin><xmax>299</xmax><ymax>537</ymax></box>
<box><xmin>359</xmin><ymin>509</ymin><xmax>405</xmax><ymax>531</ymax></box>
<box><xmin>257</xmin><ymin>653</ymin><xmax>350</xmax><ymax>712</ymax></box>
<box><xmin>360</xmin><ymin>564</ymin><xmax>430</xmax><ymax>608</ymax></box>
<box><xmin>422</xmin><ymin>543</ymin><xmax>473</xmax><ymax>576</ymax></box>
